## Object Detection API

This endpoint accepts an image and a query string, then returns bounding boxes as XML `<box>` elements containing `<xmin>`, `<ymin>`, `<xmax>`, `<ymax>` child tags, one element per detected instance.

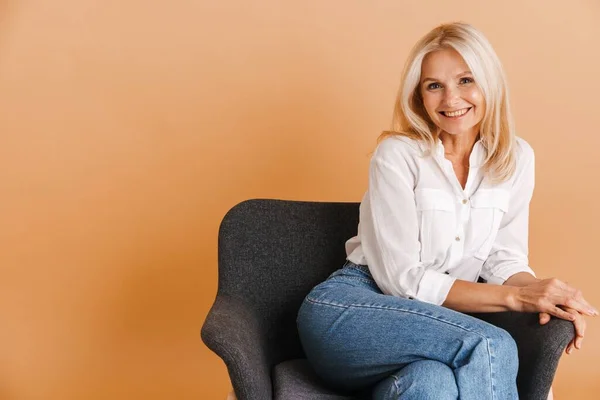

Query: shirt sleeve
<box><xmin>479</xmin><ymin>141</ymin><xmax>537</xmax><ymax>285</ymax></box>
<box><xmin>359</xmin><ymin>141</ymin><xmax>456</xmax><ymax>305</ymax></box>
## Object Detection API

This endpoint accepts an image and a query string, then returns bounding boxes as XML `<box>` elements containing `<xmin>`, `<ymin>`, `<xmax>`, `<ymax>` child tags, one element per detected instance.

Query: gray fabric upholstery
<box><xmin>201</xmin><ymin>199</ymin><xmax>574</xmax><ymax>400</ymax></box>
<box><xmin>202</xmin><ymin>199</ymin><xmax>359</xmax><ymax>399</ymax></box>
<box><xmin>273</xmin><ymin>359</ymin><xmax>357</xmax><ymax>400</ymax></box>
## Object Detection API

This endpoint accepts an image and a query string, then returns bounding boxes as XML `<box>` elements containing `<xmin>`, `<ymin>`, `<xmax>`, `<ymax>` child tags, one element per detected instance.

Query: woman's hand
<box><xmin>539</xmin><ymin>307</ymin><xmax>586</xmax><ymax>355</ymax></box>
<box><xmin>512</xmin><ymin>278</ymin><xmax>598</xmax><ymax>321</ymax></box>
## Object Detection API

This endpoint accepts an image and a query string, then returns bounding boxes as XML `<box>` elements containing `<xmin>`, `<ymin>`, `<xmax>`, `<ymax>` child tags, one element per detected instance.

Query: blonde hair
<box><xmin>380</xmin><ymin>22</ymin><xmax>516</xmax><ymax>182</ymax></box>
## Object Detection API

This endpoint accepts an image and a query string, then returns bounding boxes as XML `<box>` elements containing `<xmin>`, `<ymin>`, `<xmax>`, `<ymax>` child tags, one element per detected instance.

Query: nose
<box><xmin>443</xmin><ymin>86</ymin><xmax>460</xmax><ymax>107</ymax></box>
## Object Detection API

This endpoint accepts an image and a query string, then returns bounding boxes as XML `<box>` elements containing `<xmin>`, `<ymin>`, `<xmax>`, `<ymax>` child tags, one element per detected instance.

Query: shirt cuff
<box><xmin>484</xmin><ymin>264</ymin><xmax>537</xmax><ymax>285</ymax></box>
<box><xmin>415</xmin><ymin>269</ymin><xmax>456</xmax><ymax>305</ymax></box>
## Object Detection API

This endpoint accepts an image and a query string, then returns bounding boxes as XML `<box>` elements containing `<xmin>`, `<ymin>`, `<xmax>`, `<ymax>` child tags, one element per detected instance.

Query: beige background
<box><xmin>0</xmin><ymin>0</ymin><xmax>598</xmax><ymax>399</ymax></box>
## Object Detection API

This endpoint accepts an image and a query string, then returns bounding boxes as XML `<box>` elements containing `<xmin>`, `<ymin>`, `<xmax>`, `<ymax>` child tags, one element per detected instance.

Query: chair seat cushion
<box><xmin>272</xmin><ymin>359</ymin><xmax>358</xmax><ymax>400</ymax></box>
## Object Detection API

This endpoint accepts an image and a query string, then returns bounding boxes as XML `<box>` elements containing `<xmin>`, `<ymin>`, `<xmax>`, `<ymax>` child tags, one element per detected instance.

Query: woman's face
<box><xmin>419</xmin><ymin>48</ymin><xmax>485</xmax><ymax>137</ymax></box>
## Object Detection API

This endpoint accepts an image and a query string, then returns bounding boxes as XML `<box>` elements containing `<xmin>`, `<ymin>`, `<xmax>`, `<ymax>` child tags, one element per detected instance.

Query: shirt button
<box><xmin>462</xmin><ymin>199</ymin><xmax>468</xmax><ymax>204</ymax></box>
<box><xmin>455</xmin><ymin>236</ymin><xmax>461</xmax><ymax>241</ymax></box>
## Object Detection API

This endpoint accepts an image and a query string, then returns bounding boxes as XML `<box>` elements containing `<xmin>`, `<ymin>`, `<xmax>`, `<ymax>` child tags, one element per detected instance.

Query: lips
<box><xmin>439</xmin><ymin>107</ymin><xmax>472</xmax><ymax>118</ymax></box>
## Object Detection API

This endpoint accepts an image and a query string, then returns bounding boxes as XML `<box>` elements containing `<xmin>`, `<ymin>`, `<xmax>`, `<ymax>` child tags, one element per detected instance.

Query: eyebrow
<box><xmin>421</xmin><ymin>71</ymin><xmax>473</xmax><ymax>84</ymax></box>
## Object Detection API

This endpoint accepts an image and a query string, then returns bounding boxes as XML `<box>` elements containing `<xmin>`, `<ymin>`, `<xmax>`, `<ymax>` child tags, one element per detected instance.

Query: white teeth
<box><xmin>444</xmin><ymin>108</ymin><xmax>469</xmax><ymax>117</ymax></box>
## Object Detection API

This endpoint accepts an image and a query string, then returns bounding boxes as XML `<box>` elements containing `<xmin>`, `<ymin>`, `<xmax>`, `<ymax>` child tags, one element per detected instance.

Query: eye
<box><xmin>426</xmin><ymin>82</ymin><xmax>441</xmax><ymax>90</ymax></box>
<box><xmin>459</xmin><ymin>77</ymin><xmax>474</xmax><ymax>85</ymax></box>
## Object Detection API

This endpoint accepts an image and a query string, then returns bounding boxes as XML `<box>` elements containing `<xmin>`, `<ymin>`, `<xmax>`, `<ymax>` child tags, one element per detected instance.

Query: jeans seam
<box><xmin>487</xmin><ymin>338</ymin><xmax>495</xmax><ymax>400</ymax></box>
<box><xmin>305</xmin><ymin>298</ymin><xmax>492</xmax><ymax>337</ymax></box>
<box><xmin>328</xmin><ymin>276</ymin><xmax>377</xmax><ymax>285</ymax></box>
<box><xmin>390</xmin><ymin>374</ymin><xmax>401</xmax><ymax>398</ymax></box>
<box><xmin>304</xmin><ymin>297</ymin><xmax>350</xmax><ymax>310</ymax></box>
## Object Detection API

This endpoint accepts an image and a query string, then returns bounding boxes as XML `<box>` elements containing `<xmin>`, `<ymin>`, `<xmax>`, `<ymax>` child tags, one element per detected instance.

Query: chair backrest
<box><xmin>218</xmin><ymin>199</ymin><xmax>360</xmax><ymax>365</ymax></box>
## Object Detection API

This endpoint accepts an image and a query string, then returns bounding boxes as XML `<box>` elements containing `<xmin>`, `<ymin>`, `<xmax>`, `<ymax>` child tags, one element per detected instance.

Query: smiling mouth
<box><xmin>440</xmin><ymin>107</ymin><xmax>472</xmax><ymax>118</ymax></box>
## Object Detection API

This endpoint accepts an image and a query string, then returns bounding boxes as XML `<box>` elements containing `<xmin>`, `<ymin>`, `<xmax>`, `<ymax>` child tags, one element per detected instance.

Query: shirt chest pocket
<box><xmin>468</xmin><ymin>189</ymin><xmax>510</xmax><ymax>260</ymax></box>
<box><xmin>415</xmin><ymin>189</ymin><xmax>456</xmax><ymax>264</ymax></box>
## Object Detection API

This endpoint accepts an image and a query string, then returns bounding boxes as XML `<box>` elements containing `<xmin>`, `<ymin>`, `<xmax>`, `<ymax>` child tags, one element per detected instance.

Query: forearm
<box><xmin>503</xmin><ymin>272</ymin><xmax>540</xmax><ymax>287</ymax></box>
<box><xmin>442</xmin><ymin>279</ymin><xmax>517</xmax><ymax>313</ymax></box>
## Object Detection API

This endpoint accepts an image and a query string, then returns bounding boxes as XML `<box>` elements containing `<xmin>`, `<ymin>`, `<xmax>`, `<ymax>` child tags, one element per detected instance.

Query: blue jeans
<box><xmin>296</xmin><ymin>261</ymin><xmax>520</xmax><ymax>399</ymax></box>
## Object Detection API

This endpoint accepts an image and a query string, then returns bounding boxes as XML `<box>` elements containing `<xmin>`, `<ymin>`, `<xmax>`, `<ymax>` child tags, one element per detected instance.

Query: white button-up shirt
<box><xmin>345</xmin><ymin>136</ymin><xmax>537</xmax><ymax>306</ymax></box>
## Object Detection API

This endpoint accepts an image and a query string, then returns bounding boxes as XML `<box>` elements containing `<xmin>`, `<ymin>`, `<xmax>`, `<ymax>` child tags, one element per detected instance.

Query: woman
<box><xmin>296</xmin><ymin>22</ymin><xmax>596</xmax><ymax>399</ymax></box>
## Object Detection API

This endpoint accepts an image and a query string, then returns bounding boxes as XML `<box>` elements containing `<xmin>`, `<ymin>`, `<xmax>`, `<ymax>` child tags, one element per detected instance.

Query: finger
<box><xmin>566</xmin><ymin>341</ymin><xmax>574</xmax><ymax>355</ymax></box>
<box><xmin>561</xmin><ymin>307</ymin><xmax>586</xmax><ymax>350</ymax></box>
<box><xmin>548</xmin><ymin>305</ymin><xmax>576</xmax><ymax>321</ymax></box>
<box><xmin>573</xmin><ymin>316</ymin><xmax>586</xmax><ymax>350</ymax></box>
<box><xmin>539</xmin><ymin>312</ymin><xmax>551</xmax><ymax>325</ymax></box>
<box><xmin>563</xmin><ymin>296</ymin><xmax>597</xmax><ymax>317</ymax></box>
<box><xmin>561</xmin><ymin>286</ymin><xmax>599</xmax><ymax>315</ymax></box>
<box><xmin>571</xmin><ymin>295</ymin><xmax>598</xmax><ymax>315</ymax></box>
<box><xmin>579</xmin><ymin>298</ymin><xmax>599</xmax><ymax>316</ymax></box>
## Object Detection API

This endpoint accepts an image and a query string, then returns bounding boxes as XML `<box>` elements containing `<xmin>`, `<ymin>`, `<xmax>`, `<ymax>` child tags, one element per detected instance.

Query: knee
<box><xmin>375</xmin><ymin>360</ymin><xmax>457</xmax><ymax>400</ymax></box>
<box><xmin>409</xmin><ymin>361</ymin><xmax>458</xmax><ymax>399</ymax></box>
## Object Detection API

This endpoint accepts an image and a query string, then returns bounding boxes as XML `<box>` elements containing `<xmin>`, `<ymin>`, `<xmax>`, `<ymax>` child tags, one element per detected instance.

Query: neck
<box><xmin>439</xmin><ymin>129</ymin><xmax>480</xmax><ymax>163</ymax></box>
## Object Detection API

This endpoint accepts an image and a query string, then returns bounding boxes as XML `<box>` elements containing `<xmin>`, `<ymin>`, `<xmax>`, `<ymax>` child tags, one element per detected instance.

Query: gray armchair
<box><xmin>201</xmin><ymin>199</ymin><xmax>574</xmax><ymax>399</ymax></box>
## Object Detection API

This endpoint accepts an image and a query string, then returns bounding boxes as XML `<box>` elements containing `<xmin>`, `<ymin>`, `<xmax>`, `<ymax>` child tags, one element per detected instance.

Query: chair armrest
<box><xmin>517</xmin><ymin>316</ymin><xmax>574</xmax><ymax>400</ymax></box>
<box><xmin>470</xmin><ymin>311</ymin><xmax>574</xmax><ymax>400</ymax></box>
<box><xmin>201</xmin><ymin>295</ymin><xmax>273</xmax><ymax>400</ymax></box>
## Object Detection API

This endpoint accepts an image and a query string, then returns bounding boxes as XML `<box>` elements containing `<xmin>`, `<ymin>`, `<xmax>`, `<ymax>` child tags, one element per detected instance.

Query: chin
<box><xmin>438</xmin><ymin>122</ymin><xmax>478</xmax><ymax>136</ymax></box>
